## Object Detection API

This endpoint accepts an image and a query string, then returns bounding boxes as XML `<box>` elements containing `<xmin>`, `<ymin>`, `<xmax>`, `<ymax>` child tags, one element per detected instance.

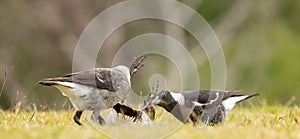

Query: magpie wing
<box><xmin>183</xmin><ymin>90</ymin><xmax>240</xmax><ymax>104</ymax></box>
<box><xmin>63</xmin><ymin>68</ymin><xmax>116</xmax><ymax>91</ymax></box>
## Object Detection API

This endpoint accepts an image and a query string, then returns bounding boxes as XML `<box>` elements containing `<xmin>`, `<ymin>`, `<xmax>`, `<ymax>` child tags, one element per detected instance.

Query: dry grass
<box><xmin>0</xmin><ymin>104</ymin><xmax>299</xmax><ymax>139</ymax></box>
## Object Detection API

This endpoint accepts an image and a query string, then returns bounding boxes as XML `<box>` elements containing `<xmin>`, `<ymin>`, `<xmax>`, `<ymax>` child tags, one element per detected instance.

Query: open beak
<box><xmin>142</xmin><ymin>100</ymin><xmax>152</xmax><ymax>110</ymax></box>
<box><xmin>151</xmin><ymin>96</ymin><xmax>161</xmax><ymax>105</ymax></box>
<box><xmin>142</xmin><ymin>96</ymin><xmax>161</xmax><ymax>110</ymax></box>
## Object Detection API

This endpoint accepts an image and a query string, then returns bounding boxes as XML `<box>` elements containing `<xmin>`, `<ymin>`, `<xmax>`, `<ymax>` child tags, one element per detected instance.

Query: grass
<box><xmin>0</xmin><ymin>104</ymin><xmax>299</xmax><ymax>139</ymax></box>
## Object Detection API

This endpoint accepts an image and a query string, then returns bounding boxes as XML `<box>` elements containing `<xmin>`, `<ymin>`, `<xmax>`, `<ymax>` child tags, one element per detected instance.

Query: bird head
<box><xmin>113</xmin><ymin>65</ymin><xmax>131</xmax><ymax>81</ymax></box>
<box><xmin>151</xmin><ymin>90</ymin><xmax>175</xmax><ymax>107</ymax></box>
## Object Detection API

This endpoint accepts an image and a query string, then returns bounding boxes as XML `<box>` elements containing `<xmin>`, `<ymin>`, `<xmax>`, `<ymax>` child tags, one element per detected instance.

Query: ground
<box><xmin>0</xmin><ymin>105</ymin><xmax>299</xmax><ymax>139</ymax></box>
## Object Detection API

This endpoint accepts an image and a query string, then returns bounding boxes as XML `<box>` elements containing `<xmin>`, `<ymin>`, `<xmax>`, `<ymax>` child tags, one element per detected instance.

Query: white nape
<box><xmin>222</xmin><ymin>95</ymin><xmax>249</xmax><ymax>113</ymax></box>
<box><xmin>170</xmin><ymin>92</ymin><xmax>185</xmax><ymax>105</ymax></box>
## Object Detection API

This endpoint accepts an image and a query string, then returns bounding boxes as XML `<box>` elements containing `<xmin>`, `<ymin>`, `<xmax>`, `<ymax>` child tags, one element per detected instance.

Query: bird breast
<box><xmin>56</xmin><ymin>83</ymin><xmax>122</xmax><ymax>111</ymax></box>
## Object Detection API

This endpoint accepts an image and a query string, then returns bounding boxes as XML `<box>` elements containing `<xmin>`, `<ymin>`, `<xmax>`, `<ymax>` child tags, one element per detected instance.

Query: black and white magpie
<box><xmin>150</xmin><ymin>90</ymin><xmax>259</xmax><ymax>125</ymax></box>
<box><xmin>38</xmin><ymin>57</ymin><xmax>145</xmax><ymax>126</ymax></box>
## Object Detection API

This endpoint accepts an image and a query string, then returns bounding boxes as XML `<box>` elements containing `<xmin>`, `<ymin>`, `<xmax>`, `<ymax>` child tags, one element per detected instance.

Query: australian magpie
<box><xmin>38</xmin><ymin>57</ymin><xmax>145</xmax><ymax>126</ymax></box>
<box><xmin>150</xmin><ymin>90</ymin><xmax>259</xmax><ymax>125</ymax></box>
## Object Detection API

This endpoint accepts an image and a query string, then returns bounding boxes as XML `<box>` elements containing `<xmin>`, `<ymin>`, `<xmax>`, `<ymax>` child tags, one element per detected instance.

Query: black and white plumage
<box><xmin>38</xmin><ymin>65</ymin><xmax>131</xmax><ymax>126</ymax></box>
<box><xmin>108</xmin><ymin>102</ymin><xmax>155</xmax><ymax>124</ymax></box>
<box><xmin>150</xmin><ymin>90</ymin><xmax>259</xmax><ymax>125</ymax></box>
<box><xmin>106</xmin><ymin>83</ymin><xmax>157</xmax><ymax>125</ymax></box>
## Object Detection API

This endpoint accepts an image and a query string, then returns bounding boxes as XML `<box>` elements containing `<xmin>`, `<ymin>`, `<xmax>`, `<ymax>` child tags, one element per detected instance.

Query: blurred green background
<box><xmin>0</xmin><ymin>0</ymin><xmax>299</xmax><ymax>110</ymax></box>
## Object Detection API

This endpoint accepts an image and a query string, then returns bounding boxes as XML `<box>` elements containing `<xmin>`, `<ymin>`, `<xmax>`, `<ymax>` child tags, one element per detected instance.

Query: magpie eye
<box><xmin>161</xmin><ymin>94</ymin><xmax>166</xmax><ymax>99</ymax></box>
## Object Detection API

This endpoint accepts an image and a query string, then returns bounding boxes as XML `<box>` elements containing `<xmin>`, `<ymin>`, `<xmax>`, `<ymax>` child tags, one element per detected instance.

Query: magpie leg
<box><xmin>91</xmin><ymin>110</ymin><xmax>106</xmax><ymax>126</ymax></box>
<box><xmin>73</xmin><ymin>110</ymin><xmax>83</xmax><ymax>126</ymax></box>
<box><xmin>98</xmin><ymin>115</ymin><xmax>106</xmax><ymax>125</ymax></box>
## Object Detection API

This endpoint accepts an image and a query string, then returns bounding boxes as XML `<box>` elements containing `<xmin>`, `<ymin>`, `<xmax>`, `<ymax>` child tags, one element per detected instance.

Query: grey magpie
<box><xmin>38</xmin><ymin>57</ymin><xmax>145</xmax><ymax>126</ymax></box>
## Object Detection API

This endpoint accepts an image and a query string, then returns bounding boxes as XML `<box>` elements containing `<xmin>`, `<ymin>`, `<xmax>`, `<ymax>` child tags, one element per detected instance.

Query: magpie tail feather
<box><xmin>222</xmin><ymin>92</ymin><xmax>259</xmax><ymax>112</ymax></box>
<box><xmin>37</xmin><ymin>77</ymin><xmax>70</xmax><ymax>87</ymax></box>
<box><xmin>236</xmin><ymin>93</ymin><xmax>260</xmax><ymax>104</ymax></box>
<box><xmin>37</xmin><ymin>80</ymin><xmax>57</xmax><ymax>86</ymax></box>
